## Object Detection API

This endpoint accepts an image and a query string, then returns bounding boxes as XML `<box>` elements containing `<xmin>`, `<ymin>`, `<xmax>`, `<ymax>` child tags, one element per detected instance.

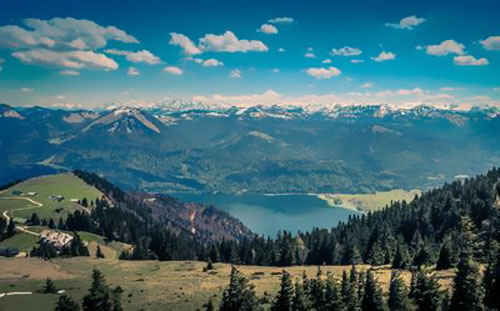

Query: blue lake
<box><xmin>171</xmin><ymin>193</ymin><xmax>358</xmax><ymax>237</ymax></box>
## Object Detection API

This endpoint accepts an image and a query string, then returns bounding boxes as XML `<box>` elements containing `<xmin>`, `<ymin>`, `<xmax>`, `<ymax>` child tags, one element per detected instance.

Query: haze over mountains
<box><xmin>1</xmin><ymin>102</ymin><xmax>500</xmax><ymax>194</ymax></box>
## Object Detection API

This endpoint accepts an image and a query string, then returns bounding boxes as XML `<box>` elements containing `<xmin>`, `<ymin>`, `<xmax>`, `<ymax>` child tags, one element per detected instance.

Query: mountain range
<box><xmin>1</xmin><ymin>102</ymin><xmax>500</xmax><ymax>194</ymax></box>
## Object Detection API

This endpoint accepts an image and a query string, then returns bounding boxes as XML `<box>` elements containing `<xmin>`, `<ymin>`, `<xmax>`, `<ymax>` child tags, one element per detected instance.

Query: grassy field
<box><xmin>0</xmin><ymin>258</ymin><xmax>456</xmax><ymax>311</ymax></box>
<box><xmin>318</xmin><ymin>189</ymin><xmax>422</xmax><ymax>212</ymax></box>
<box><xmin>0</xmin><ymin>232</ymin><xmax>39</xmax><ymax>252</ymax></box>
<box><xmin>0</xmin><ymin>173</ymin><xmax>102</xmax><ymax>220</ymax></box>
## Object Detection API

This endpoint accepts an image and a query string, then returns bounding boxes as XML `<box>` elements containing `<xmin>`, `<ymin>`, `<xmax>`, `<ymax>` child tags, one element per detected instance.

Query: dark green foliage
<box><xmin>204</xmin><ymin>299</ymin><xmax>215</xmax><ymax>311</ymax></box>
<box><xmin>392</xmin><ymin>245</ymin><xmax>410</xmax><ymax>270</ymax></box>
<box><xmin>29</xmin><ymin>213</ymin><xmax>40</xmax><ymax>226</ymax></box>
<box><xmin>292</xmin><ymin>280</ymin><xmax>310</xmax><ymax>311</ymax></box>
<box><xmin>43</xmin><ymin>278</ymin><xmax>57</xmax><ymax>294</ymax></box>
<box><xmin>388</xmin><ymin>272</ymin><xmax>412</xmax><ymax>311</ymax></box>
<box><xmin>450</xmin><ymin>238</ymin><xmax>485</xmax><ymax>311</ymax></box>
<box><xmin>272</xmin><ymin>270</ymin><xmax>294</xmax><ymax>311</ymax></box>
<box><xmin>55</xmin><ymin>295</ymin><xmax>80</xmax><ymax>311</ymax></box>
<box><xmin>324</xmin><ymin>273</ymin><xmax>345</xmax><ymax>311</ymax></box>
<box><xmin>342</xmin><ymin>268</ymin><xmax>361</xmax><ymax>311</ymax></box>
<box><xmin>82</xmin><ymin>269</ymin><xmax>122</xmax><ymax>311</ymax></box>
<box><xmin>219</xmin><ymin>266</ymin><xmax>262</xmax><ymax>311</ymax></box>
<box><xmin>435</xmin><ymin>238</ymin><xmax>454</xmax><ymax>270</ymax></box>
<box><xmin>483</xmin><ymin>241</ymin><xmax>500</xmax><ymax>309</ymax></box>
<box><xmin>361</xmin><ymin>270</ymin><xmax>387</xmax><ymax>311</ymax></box>
<box><xmin>412</xmin><ymin>270</ymin><xmax>442</xmax><ymax>311</ymax></box>
<box><xmin>48</xmin><ymin>218</ymin><xmax>56</xmax><ymax>229</ymax></box>
<box><xmin>6</xmin><ymin>218</ymin><xmax>16</xmax><ymax>237</ymax></box>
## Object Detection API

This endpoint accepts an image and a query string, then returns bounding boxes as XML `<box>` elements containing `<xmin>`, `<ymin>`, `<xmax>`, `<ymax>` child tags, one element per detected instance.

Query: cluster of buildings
<box><xmin>39</xmin><ymin>230</ymin><xmax>74</xmax><ymax>250</ymax></box>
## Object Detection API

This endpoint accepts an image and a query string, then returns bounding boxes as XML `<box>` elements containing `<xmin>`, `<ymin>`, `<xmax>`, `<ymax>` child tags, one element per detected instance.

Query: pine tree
<box><xmin>361</xmin><ymin>270</ymin><xmax>387</xmax><ymax>311</ymax></box>
<box><xmin>483</xmin><ymin>241</ymin><xmax>500</xmax><ymax>310</ymax></box>
<box><xmin>413</xmin><ymin>270</ymin><xmax>442</xmax><ymax>311</ymax></box>
<box><xmin>43</xmin><ymin>278</ymin><xmax>57</xmax><ymax>294</ymax></box>
<box><xmin>450</xmin><ymin>250</ymin><xmax>485</xmax><ymax>311</ymax></box>
<box><xmin>292</xmin><ymin>280</ymin><xmax>310</xmax><ymax>311</ymax></box>
<box><xmin>324</xmin><ymin>272</ymin><xmax>345</xmax><ymax>311</ymax></box>
<box><xmin>392</xmin><ymin>245</ymin><xmax>410</xmax><ymax>270</ymax></box>
<box><xmin>206</xmin><ymin>258</ymin><xmax>214</xmax><ymax>271</ymax></box>
<box><xmin>219</xmin><ymin>266</ymin><xmax>261</xmax><ymax>311</ymax></box>
<box><xmin>82</xmin><ymin>269</ymin><xmax>113</xmax><ymax>311</ymax></box>
<box><xmin>205</xmin><ymin>299</ymin><xmax>215</xmax><ymax>311</ymax></box>
<box><xmin>30</xmin><ymin>213</ymin><xmax>40</xmax><ymax>226</ymax></box>
<box><xmin>388</xmin><ymin>271</ymin><xmax>411</xmax><ymax>311</ymax></box>
<box><xmin>436</xmin><ymin>240</ymin><xmax>454</xmax><ymax>270</ymax></box>
<box><xmin>6</xmin><ymin>218</ymin><xmax>16</xmax><ymax>237</ymax></box>
<box><xmin>48</xmin><ymin>218</ymin><xmax>56</xmax><ymax>229</ymax></box>
<box><xmin>310</xmin><ymin>267</ymin><xmax>325</xmax><ymax>311</ymax></box>
<box><xmin>55</xmin><ymin>295</ymin><xmax>80</xmax><ymax>311</ymax></box>
<box><xmin>111</xmin><ymin>286</ymin><xmax>123</xmax><ymax>311</ymax></box>
<box><xmin>342</xmin><ymin>268</ymin><xmax>360</xmax><ymax>311</ymax></box>
<box><xmin>272</xmin><ymin>270</ymin><xmax>294</xmax><ymax>311</ymax></box>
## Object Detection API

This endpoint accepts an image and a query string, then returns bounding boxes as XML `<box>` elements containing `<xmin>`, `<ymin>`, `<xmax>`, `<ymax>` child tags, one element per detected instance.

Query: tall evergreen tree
<box><xmin>292</xmin><ymin>280</ymin><xmax>310</xmax><ymax>311</ymax></box>
<box><xmin>413</xmin><ymin>270</ymin><xmax>442</xmax><ymax>311</ymax></box>
<box><xmin>82</xmin><ymin>269</ymin><xmax>113</xmax><ymax>311</ymax></box>
<box><xmin>6</xmin><ymin>218</ymin><xmax>16</xmax><ymax>237</ymax></box>
<box><xmin>450</xmin><ymin>251</ymin><xmax>485</xmax><ymax>311</ymax></box>
<box><xmin>483</xmin><ymin>241</ymin><xmax>500</xmax><ymax>310</ymax></box>
<box><xmin>361</xmin><ymin>270</ymin><xmax>387</xmax><ymax>311</ymax></box>
<box><xmin>324</xmin><ymin>273</ymin><xmax>345</xmax><ymax>311</ymax></box>
<box><xmin>43</xmin><ymin>278</ymin><xmax>57</xmax><ymax>294</ymax></box>
<box><xmin>220</xmin><ymin>266</ymin><xmax>261</xmax><ymax>311</ymax></box>
<box><xmin>55</xmin><ymin>295</ymin><xmax>80</xmax><ymax>311</ymax></box>
<box><xmin>342</xmin><ymin>268</ymin><xmax>360</xmax><ymax>311</ymax></box>
<box><xmin>436</xmin><ymin>239</ymin><xmax>454</xmax><ymax>270</ymax></box>
<box><xmin>388</xmin><ymin>271</ymin><xmax>411</xmax><ymax>311</ymax></box>
<box><xmin>272</xmin><ymin>270</ymin><xmax>294</xmax><ymax>311</ymax></box>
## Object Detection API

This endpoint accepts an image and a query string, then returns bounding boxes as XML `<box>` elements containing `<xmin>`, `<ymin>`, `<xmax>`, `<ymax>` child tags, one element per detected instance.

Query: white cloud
<box><xmin>202</xmin><ymin>58</ymin><xmax>224</xmax><ymax>67</ymax></box>
<box><xmin>0</xmin><ymin>17</ymin><xmax>138</xmax><ymax>50</ymax></box>
<box><xmin>230</xmin><ymin>69</ymin><xmax>241</xmax><ymax>78</ymax></box>
<box><xmin>277</xmin><ymin>47</ymin><xmax>285</xmax><ymax>53</ymax></box>
<box><xmin>127</xmin><ymin>67</ymin><xmax>140</xmax><ymax>76</ymax></box>
<box><xmin>453</xmin><ymin>55</ymin><xmax>489</xmax><ymax>66</ymax></box>
<box><xmin>193</xmin><ymin>90</ymin><xmax>281</xmax><ymax>107</ymax></box>
<box><xmin>20</xmin><ymin>87</ymin><xmax>34</xmax><ymax>92</ymax></box>
<box><xmin>425</xmin><ymin>40</ymin><xmax>465</xmax><ymax>56</ymax></box>
<box><xmin>0</xmin><ymin>58</ymin><xmax>4</xmax><ymax>71</ymax></box>
<box><xmin>305</xmin><ymin>67</ymin><xmax>341</xmax><ymax>79</ymax></box>
<box><xmin>169</xmin><ymin>31</ymin><xmax>268</xmax><ymax>54</ymax></box>
<box><xmin>59</xmin><ymin>69</ymin><xmax>80</xmax><ymax>76</ymax></box>
<box><xmin>267</xmin><ymin>17</ymin><xmax>294</xmax><ymax>25</ymax></box>
<box><xmin>385</xmin><ymin>15</ymin><xmax>426</xmax><ymax>30</ymax></box>
<box><xmin>360</xmin><ymin>82</ymin><xmax>373</xmax><ymax>88</ymax></box>
<box><xmin>480</xmin><ymin>36</ymin><xmax>500</xmax><ymax>51</ymax></box>
<box><xmin>272</xmin><ymin>68</ymin><xmax>279</xmax><ymax>73</ymax></box>
<box><xmin>322</xmin><ymin>59</ymin><xmax>332</xmax><ymax>64</ymax></box>
<box><xmin>259</xmin><ymin>24</ymin><xmax>278</xmax><ymax>34</ymax></box>
<box><xmin>169</xmin><ymin>33</ymin><xmax>202</xmax><ymax>55</ymax></box>
<box><xmin>350</xmin><ymin>59</ymin><xmax>364</xmax><ymax>63</ymax></box>
<box><xmin>440</xmin><ymin>87</ymin><xmax>460</xmax><ymax>91</ymax></box>
<box><xmin>12</xmin><ymin>49</ymin><xmax>119</xmax><ymax>70</ymax></box>
<box><xmin>371</xmin><ymin>51</ymin><xmax>396</xmax><ymax>62</ymax></box>
<box><xmin>105</xmin><ymin>49</ymin><xmax>161</xmax><ymax>64</ymax></box>
<box><xmin>493</xmin><ymin>87</ymin><xmax>500</xmax><ymax>91</ymax></box>
<box><xmin>55</xmin><ymin>94</ymin><xmax>66</xmax><ymax>100</ymax></box>
<box><xmin>185</xmin><ymin>57</ymin><xmax>204</xmax><ymax>64</ymax></box>
<box><xmin>163</xmin><ymin>66</ymin><xmax>183</xmax><ymax>75</ymax></box>
<box><xmin>331</xmin><ymin>46</ymin><xmax>362</xmax><ymax>56</ymax></box>
<box><xmin>304</xmin><ymin>52</ymin><xmax>316</xmax><ymax>58</ymax></box>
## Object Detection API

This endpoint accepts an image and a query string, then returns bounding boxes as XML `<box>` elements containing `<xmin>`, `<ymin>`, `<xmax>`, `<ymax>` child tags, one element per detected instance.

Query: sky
<box><xmin>0</xmin><ymin>0</ymin><xmax>499</xmax><ymax>109</ymax></box>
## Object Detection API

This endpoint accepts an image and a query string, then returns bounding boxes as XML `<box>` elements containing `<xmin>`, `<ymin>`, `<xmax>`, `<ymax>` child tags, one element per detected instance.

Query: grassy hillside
<box><xmin>0</xmin><ymin>258</ymin><xmax>456</xmax><ymax>311</ymax></box>
<box><xmin>0</xmin><ymin>173</ymin><xmax>102</xmax><ymax>221</ymax></box>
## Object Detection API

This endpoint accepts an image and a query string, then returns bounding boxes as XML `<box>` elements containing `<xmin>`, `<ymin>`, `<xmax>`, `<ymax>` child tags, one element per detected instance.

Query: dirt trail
<box><xmin>0</xmin><ymin>197</ymin><xmax>43</xmax><ymax>236</ymax></box>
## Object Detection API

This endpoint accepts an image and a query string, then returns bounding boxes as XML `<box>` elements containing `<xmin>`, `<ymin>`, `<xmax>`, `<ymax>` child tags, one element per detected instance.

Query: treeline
<box><xmin>32</xmin><ymin>168</ymin><xmax>500</xmax><ymax>267</ymax></box>
<box><xmin>214</xmin><ymin>224</ymin><xmax>500</xmax><ymax>311</ymax></box>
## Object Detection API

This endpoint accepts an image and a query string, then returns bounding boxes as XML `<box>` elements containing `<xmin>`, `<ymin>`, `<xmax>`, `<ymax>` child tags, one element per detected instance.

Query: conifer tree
<box><xmin>413</xmin><ymin>270</ymin><xmax>441</xmax><ymax>311</ymax></box>
<box><xmin>392</xmin><ymin>245</ymin><xmax>410</xmax><ymax>270</ymax></box>
<box><xmin>342</xmin><ymin>268</ymin><xmax>360</xmax><ymax>311</ymax></box>
<box><xmin>6</xmin><ymin>218</ymin><xmax>16</xmax><ymax>237</ymax></box>
<box><xmin>388</xmin><ymin>271</ymin><xmax>411</xmax><ymax>311</ymax></box>
<box><xmin>450</xmin><ymin>250</ymin><xmax>485</xmax><ymax>311</ymax></box>
<box><xmin>220</xmin><ymin>266</ymin><xmax>261</xmax><ymax>311</ymax></box>
<box><xmin>205</xmin><ymin>299</ymin><xmax>215</xmax><ymax>311</ymax></box>
<box><xmin>55</xmin><ymin>295</ymin><xmax>80</xmax><ymax>311</ymax></box>
<box><xmin>436</xmin><ymin>240</ymin><xmax>454</xmax><ymax>270</ymax></box>
<box><xmin>310</xmin><ymin>267</ymin><xmax>325</xmax><ymax>311</ymax></box>
<box><xmin>272</xmin><ymin>270</ymin><xmax>294</xmax><ymax>311</ymax></box>
<box><xmin>43</xmin><ymin>278</ymin><xmax>57</xmax><ymax>294</ymax></box>
<box><xmin>483</xmin><ymin>241</ymin><xmax>500</xmax><ymax>310</ymax></box>
<box><xmin>361</xmin><ymin>270</ymin><xmax>387</xmax><ymax>311</ymax></box>
<box><xmin>96</xmin><ymin>245</ymin><xmax>105</xmax><ymax>258</ymax></box>
<box><xmin>324</xmin><ymin>272</ymin><xmax>345</xmax><ymax>311</ymax></box>
<box><xmin>292</xmin><ymin>280</ymin><xmax>310</xmax><ymax>311</ymax></box>
<box><xmin>82</xmin><ymin>269</ymin><xmax>113</xmax><ymax>311</ymax></box>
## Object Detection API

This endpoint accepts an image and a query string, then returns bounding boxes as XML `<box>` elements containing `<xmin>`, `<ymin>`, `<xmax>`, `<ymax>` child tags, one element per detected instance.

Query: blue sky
<box><xmin>0</xmin><ymin>0</ymin><xmax>499</xmax><ymax>109</ymax></box>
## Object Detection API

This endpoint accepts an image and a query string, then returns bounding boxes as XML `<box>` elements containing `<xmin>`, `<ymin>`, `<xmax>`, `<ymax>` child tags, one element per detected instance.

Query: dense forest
<box><xmin>24</xmin><ymin>168</ymin><xmax>500</xmax><ymax>269</ymax></box>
